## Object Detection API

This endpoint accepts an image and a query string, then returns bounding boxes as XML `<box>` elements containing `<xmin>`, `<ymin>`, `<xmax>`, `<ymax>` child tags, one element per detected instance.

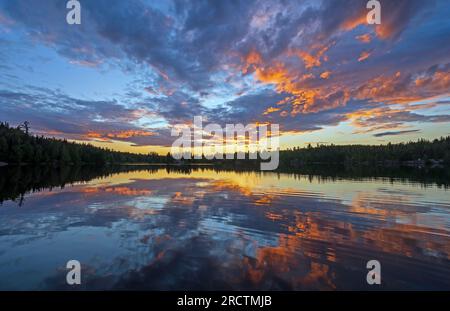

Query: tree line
<box><xmin>1</xmin><ymin>121</ymin><xmax>449</xmax><ymax>168</ymax></box>
<box><xmin>278</xmin><ymin>137</ymin><xmax>450</xmax><ymax>168</ymax></box>
<box><xmin>0</xmin><ymin>122</ymin><xmax>166</xmax><ymax>165</ymax></box>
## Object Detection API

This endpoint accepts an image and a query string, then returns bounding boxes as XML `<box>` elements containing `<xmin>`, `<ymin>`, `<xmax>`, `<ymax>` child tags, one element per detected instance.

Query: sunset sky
<box><xmin>0</xmin><ymin>0</ymin><xmax>449</xmax><ymax>155</ymax></box>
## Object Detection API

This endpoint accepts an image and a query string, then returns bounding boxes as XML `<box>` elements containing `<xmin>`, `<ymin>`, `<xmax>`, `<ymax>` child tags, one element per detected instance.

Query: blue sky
<box><xmin>0</xmin><ymin>0</ymin><xmax>449</xmax><ymax>154</ymax></box>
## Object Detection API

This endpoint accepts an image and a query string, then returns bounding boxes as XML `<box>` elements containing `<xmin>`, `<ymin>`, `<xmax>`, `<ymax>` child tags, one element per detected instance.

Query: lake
<box><xmin>0</xmin><ymin>165</ymin><xmax>449</xmax><ymax>290</ymax></box>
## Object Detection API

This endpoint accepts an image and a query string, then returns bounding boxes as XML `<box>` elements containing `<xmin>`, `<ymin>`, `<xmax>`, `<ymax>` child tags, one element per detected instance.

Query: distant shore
<box><xmin>1</xmin><ymin>122</ymin><xmax>450</xmax><ymax>169</ymax></box>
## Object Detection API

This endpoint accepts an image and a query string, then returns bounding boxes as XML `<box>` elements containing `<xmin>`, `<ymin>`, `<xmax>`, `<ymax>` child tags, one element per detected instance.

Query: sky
<box><xmin>0</xmin><ymin>0</ymin><xmax>449</xmax><ymax>155</ymax></box>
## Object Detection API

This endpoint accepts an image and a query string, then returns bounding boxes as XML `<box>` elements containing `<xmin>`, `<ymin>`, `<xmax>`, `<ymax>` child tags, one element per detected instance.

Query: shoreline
<box><xmin>0</xmin><ymin>162</ymin><xmax>448</xmax><ymax>171</ymax></box>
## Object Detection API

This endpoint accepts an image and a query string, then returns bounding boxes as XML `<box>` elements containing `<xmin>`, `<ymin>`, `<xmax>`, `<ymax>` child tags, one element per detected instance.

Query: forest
<box><xmin>1</xmin><ymin>121</ymin><xmax>450</xmax><ymax>167</ymax></box>
<box><xmin>278</xmin><ymin>138</ymin><xmax>450</xmax><ymax>168</ymax></box>
<box><xmin>0</xmin><ymin>122</ymin><xmax>165</xmax><ymax>165</ymax></box>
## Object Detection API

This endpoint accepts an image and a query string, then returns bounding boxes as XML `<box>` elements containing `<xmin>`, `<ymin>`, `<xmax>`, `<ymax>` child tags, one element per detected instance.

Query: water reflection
<box><xmin>0</xmin><ymin>165</ymin><xmax>449</xmax><ymax>290</ymax></box>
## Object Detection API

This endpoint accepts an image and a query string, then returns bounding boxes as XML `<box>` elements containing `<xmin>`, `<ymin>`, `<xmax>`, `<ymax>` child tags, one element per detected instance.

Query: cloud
<box><xmin>322</xmin><ymin>0</ymin><xmax>434</xmax><ymax>40</ymax></box>
<box><xmin>356</xmin><ymin>33</ymin><xmax>371</xmax><ymax>43</ymax></box>
<box><xmin>358</xmin><ymin>51</ymin><xmax>371</xmax><ymax>62</ymax></box>
<box><xmin>0</xmin><ymin>0</ymin><xmax>449</xmax><ymax>147</ymax></box>
<box><xmin>320</xmin><ymin>71</ymin><xmax>331</xmax><ymax>79</ymax></box>
<box><xmin>373</xmin><ymin>130</ymin><xmax>421</xmax><ymax>137</ymax></box>
<box><xmin>355</xmin><ymin>64</ymin><xmax>450</xmax><ymax>104</ymax></box>
<box><xmin>347</xmin><ymin>102</ymin><xmax>450</xmax><ymax>134</ymax></box>
<box><xmin>0</xmin><ymin>88</ymin><xmax>175</xmax><ymax>147</ymax></box>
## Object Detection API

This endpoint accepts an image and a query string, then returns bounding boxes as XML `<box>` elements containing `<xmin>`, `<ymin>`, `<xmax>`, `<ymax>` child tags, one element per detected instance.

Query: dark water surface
<box><xmin>0</xmin><ymin>166</ymin><xmax>449</xmax><ymax>290</ymax></box>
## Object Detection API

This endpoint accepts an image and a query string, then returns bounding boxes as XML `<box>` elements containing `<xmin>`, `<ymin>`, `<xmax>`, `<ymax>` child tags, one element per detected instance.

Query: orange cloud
<box><xmin>254</xmin><ymin>62</ymin><xmax>291</xmax><ymax>88</ymax></box>
<box><xmin>86</xmin><ymin>131</ymin><xmax>111</xmax><ymax>142</ymax></box>
<box><xmin>346</xmin><ymin>101</ymin><xmax>441</xmax><ymax>133</ymax></box>
<box><xmin>85</xmin><ymin>130</ymin><xmax>156</xmax><ymax>142</ymax></box>
<box><xmin>107</xmin><ymin>130</ymin><xmax>156</xmax><ymax>139</ymax></box>
<box><xmin>240</xmin><ymin>49</ymin><xmax>349</xmax><ymax>115</ymax></box>
<box><xmin>296</xmin><ymin>51</ymin><xmax>322</xmax><ymax>69</ymax></box>
<box><xmin>320</xmin><ymin>71</ymin><xmax>331</xmax><ymax>79</ymax></box>
<box><xmin>87</xmin><ymin>131</ymin><xmax>102</xmax><ymax>138</ymax></box>
<box><xmin>263</xmin><ymin>106</ymin><xmax>281</xmax><ymax>115</ymax></box>
<box><xmin>81</xmin><ymin>186</ymin><xmax>152</xmax><ymax>196</ymax></box>
<box><xmin>414</xmin><ymin>71</ymin><xmax>450</xmax><ymax>92</ymax></box>
<box><xmin>105</xmin><ymin>187</ymin><xmax>152</xmax><ymax>196</ymax></box>
<box><xmin>242</xmin><ymin>50</ymin><xmax>263</xmax><ymax>74</ymax></box>
<box><xmin>358</xmin><ymin>51</ymin><xmax>371</xmax><ymax>62</ymax></box>
<box><xmin>355</xmin><ymin>69</ymin><xmax>450</xmax><ymax>105</ymax></box>
<box><xmin>356</xmin><ymin>33</ymin><xmax>371</xmax><ymax>43</ymax></box>
<box><xmin>338</xmin><ymin>5</ymin><xmax>410</xmax><ymax>40</ymax></box>
<box><xmin>291</xmin><ymin>43</ymin><xmax>332</xmax><ymax>69</ymax></box>
<box><xmin>340</xmin><ymin>13</ymin><xmax>367</xmax><ymax>32</ymax></box>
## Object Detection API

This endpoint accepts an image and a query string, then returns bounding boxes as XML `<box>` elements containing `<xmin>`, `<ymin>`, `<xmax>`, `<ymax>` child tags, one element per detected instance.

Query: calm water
<box><xmin>0</xmin><ymin>166</ymin><xmax>449</xmax><ymax>290</ymax></box>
